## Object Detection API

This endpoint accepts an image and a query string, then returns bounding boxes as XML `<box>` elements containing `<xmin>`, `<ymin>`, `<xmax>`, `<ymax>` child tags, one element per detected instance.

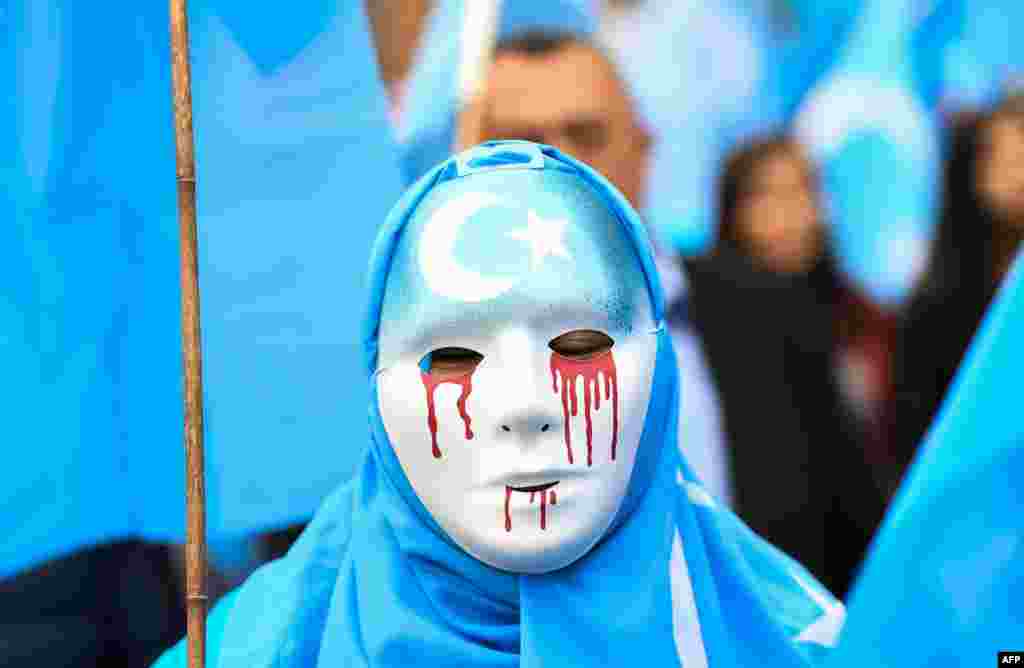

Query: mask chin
<box><xmin>376</xmin><ymin>304</ymin><xmax>658</xmax><ymax>574</ymax></box>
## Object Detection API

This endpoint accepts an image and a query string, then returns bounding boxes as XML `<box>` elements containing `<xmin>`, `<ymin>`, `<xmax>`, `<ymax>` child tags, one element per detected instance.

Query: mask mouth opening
<box><xmin>508</xmin><ymin>481</ymin><xmax>559</xmax><ymax>494</ymax></box>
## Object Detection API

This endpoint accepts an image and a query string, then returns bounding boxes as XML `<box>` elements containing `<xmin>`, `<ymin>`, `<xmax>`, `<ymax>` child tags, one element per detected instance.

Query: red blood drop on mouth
<box><xmin>504</xmin><ymin>486</ymin><xmax>512</xmax><ymax>532</ymax></box>
<box><xmin>550</xmin><ymin>351</ymin><xmax>619</xmax><ymax>466</ymax></box>
<box><xmin>503</xmin><ymin>487</ymin><xmax>558</xmax><ymax>532</ymax></box>
<box><xmin>420</xmin><ymin>369</ymin><xmax>476</xmax><ymax>459</ymax></box>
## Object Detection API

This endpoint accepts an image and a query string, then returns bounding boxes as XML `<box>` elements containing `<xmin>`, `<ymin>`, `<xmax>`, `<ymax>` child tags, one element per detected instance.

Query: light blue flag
<box><xmin>1</xmin><ymin>0</ymin><xmax>402</xmax><ymax>576</ymax></box>
<box><xmin>912</xmin><ymin>0</ymin><xmax>967</xmax><ymax>108</ymax></box>
<box><xmin>2</xmin><ymin>0</ymin><xmax>179</xmax><ymax>578</ymax></box>
<box><xmin>914</xmin><ymin>0</ymin><xmax>1024</xmax><ymax>112</ymax></box>
<box><xmin>775</xmin><ymin>0</ymin><xmax>863</xmax><ymax>118</ymax></box>
<box><xmin>601</xmin><ymin>0</ymin><xmax>788</xmax><ymax>255</ymax></box>
<box><xmin>795</xmin><ymin>0</ymin><xmax>940</xmax><ymax>306</ymax></box>
<box><xmin>932</xmin><ymin>0</ymin><xmax>1024</xmax><ymax>108</ymax></box>
<box><xmin>398</xmin><ymin>0</ymin><xmax>598</xmax><ymax>186</ymax></box>
<box><xmin>829</xmin><ymin>253</ymin><xmax>1024</xmax><ymax>664</ymax></box>
<box><xmin>185</xmin><ymin>1</ymin><xmax>403</xmax><ymax>539</ymax></box>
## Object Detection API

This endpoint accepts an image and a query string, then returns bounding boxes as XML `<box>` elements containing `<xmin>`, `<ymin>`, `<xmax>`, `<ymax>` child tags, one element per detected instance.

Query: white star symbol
<box><xmin>507</xmin><ymin>210</ymin><xmax>572</xmax><ymax>270</ymax></box>
<box><xmin>792</xmin><ymin>571</ymin><xmax>846</xmax><ymax>648</ymax></box>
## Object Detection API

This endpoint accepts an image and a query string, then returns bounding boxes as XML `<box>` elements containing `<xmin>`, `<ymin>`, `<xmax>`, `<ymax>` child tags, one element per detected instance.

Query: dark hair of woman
<box><xmin>918</xmin><ymin>102</ymin><xmax>1024</xmax><ymax>304</ymax></box>
<box><xmin>713</xmin><ymin>133</ymin><xmax>824</xmax><ymax>263</ymax></box>
<box><xmin>922</xmin><ymin>112</ymin><xmax>989</xmax><ymax>297</ymax></box>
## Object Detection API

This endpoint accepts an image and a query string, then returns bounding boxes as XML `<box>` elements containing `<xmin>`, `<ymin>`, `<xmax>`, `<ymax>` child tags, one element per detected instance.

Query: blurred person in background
<box><xmin>465</xmin><ymin>29</ymin><xmax>733</xmax><ymax>505</ymax></box>
<box><xmin>685</xmin><ymin>134</ymin><xmax>887</xmax><ymax>597</ymax></box>
<box><xmin>891</xmin><ymin>96</ymin><xmax>1024</xmax><ymax>481</ymax></box>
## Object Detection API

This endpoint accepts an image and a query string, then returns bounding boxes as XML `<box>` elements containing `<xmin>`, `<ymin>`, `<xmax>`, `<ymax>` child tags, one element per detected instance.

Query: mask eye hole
<box><xmin>419</xmin><ymin>347</ymin><xmax>484</xmax><ymax>376</ymax></box>
<box><xmin>548</xmin><ymin>329</ymin><xmax>614</xmax><ymax>360</ymax></box>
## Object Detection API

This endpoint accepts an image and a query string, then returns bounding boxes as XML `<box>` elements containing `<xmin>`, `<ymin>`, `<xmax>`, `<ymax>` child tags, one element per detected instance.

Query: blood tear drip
<box><xmin>503</xmin><ymin>488</ymin><xmax>556</xmax><ymax>532</ymax></box>
<box><xmin>420</xmin><ymin>370</ymin><xmax>475</xmax><ymax>459</ymax></box>
<box><xmin>504</xmin><ymin>487</ymin><xmax>512</xmax><ymax>532</ymax></box>
<box><xmin>550</xmin><ymin>351</ymin><xmax>619</xmax><ymax>466</ymax></box>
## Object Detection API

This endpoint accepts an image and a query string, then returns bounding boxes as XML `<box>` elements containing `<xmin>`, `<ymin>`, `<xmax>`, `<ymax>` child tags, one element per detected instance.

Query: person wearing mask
<box><xmin>153</xmin><ymin>141</ymin><xmax>844</xmax><ymax>667</ymax></box>
<box><xmin>464</xmin><ymin>29</ymin><xmax>732</xmax><ymax>506</ymax></box>
<box><xmin>891</xmin><ymin>98</ymin><xmax>1024</xmax><ymax>480</ymax></box>
<box><xmin>686</xmin><ymin>135</ymin><xmax>886</xmax><ymax>597</ymax></box>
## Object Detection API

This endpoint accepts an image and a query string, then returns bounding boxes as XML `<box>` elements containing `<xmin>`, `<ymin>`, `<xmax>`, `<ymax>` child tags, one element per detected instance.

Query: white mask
<box><xmin>376</xmin><ymin>166</ymin><xmax>658</xmax><ymax>574</ymax></box>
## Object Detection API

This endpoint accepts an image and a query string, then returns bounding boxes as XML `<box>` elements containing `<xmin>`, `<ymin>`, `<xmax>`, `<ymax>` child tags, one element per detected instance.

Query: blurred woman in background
<box><xmin>685</xmin><ymin>135</ymin><xmax>887</xmax><ymax>597</ymax></box>
<box><xmin>891</xmin><ymin>97</ymin><xmax>1024</xmax><ymax>481</ymax></box>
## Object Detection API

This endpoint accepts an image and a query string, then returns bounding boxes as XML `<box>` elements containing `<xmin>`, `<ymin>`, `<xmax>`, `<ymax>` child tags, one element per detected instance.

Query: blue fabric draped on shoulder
<box><xmin>154</xmin><ymin>142</ymin><xmax>842</xmax><ymax>667</ymax></box>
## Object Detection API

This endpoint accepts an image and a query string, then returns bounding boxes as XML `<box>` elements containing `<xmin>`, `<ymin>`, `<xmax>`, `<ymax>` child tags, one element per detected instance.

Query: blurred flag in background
<box><xmin>795</xmin><ymin>0</ymin><xmax>939</xmax><ymax>305</ymax></box>
<box><xmin>789</xmin><ymin>0</ymin><xmax>1024</xmax><ymax>303</ymax></box>
<box><xmin>186</xmin><ymin>0</ymin><xmax>402</xmax><ymax>540</ymax></box>
<box><xmin>604</xmin><ymin>0</ymin><xmax>1023</xmax><ymax>303</ymax></box>
<box><xmin>601</xmin><ymin>0</ymin><xmax>789</xmax><ymax>254</ymax></box>
<box><xmin>3</xmin><ymin>0</ymin><xmax>180</xmax><ymax>578</ymax></box>
<box><xmin>774</xmin><ymin>0</ymin><xmax>863</xmax><ymax>119</ymax></box>
<box><xmin>927</xmin><ymin>0</ymin><xmax>1024</xmax><ymax>109</ymax></box>
<box><xmin>1</xmin><ymin>0</ymin><xmax>402</xmax><ymax>577</ymax></box>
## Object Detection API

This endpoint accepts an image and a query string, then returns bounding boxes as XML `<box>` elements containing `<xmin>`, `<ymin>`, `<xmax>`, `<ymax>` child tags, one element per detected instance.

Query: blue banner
<box><xmin>2</xmin><ymin>0</ymin><xmax>402</xmax><ymax>577</ymax></box>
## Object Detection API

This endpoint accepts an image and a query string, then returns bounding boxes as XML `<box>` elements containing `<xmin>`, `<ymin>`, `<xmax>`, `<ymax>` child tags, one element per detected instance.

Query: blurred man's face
<box><xmin>977</xmin><ymin>115</ymin><xmax>1024</xmax><ymax>229</ymax></box>
<box><xmin>737</xmin><ymin>149</ymin><xmax>824</xmax><ymax>275</ymax></box>
<box><xmin>477</xmin><ymin>44</ymin><xmax>651</xmax><ymax>209</ymax></box>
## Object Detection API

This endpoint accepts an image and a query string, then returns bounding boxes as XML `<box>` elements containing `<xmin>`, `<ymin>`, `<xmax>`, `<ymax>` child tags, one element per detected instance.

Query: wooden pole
<box><xmin>452</xmin><ymin>0</ymin><xmax>503</xmax><ymax>151</ymax></box>
<box><xmin>168</xmin><ymin>2</ymin><xmax>207</xmax><ymax>667</ymax></box>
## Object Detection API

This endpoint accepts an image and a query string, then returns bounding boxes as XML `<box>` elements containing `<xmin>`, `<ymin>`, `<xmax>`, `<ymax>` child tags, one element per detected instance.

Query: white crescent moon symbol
<box><xmin>417</xmin><ymin>191</ymin><xmax>519</xmax><ymax>303</ymax></box>
<box><xmin>794</xmin><ymin>75</ymin><xmax>936</xmax><ymax>163</ymax></box>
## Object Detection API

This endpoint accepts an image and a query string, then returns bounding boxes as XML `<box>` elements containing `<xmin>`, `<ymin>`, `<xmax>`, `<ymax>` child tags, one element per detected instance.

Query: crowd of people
<box><xmin>460</xmin><ymin>29</ymin><xmax>1024</xmax><ymax>599</ymax></box>
<box><xmin>5</xmin><ymin>17</ymin><xmax>1024</xmax><ymax>667</ymax></box>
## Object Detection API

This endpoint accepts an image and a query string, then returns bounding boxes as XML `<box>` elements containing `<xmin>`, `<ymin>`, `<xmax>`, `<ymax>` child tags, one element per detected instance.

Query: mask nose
<box><xmin>492</xmin><ymin>328</ymin><xmax>561</xmax><ymax>446</ymax></box>
<box><xmin>500</xmin><ymin>417</ymin><xmax>555</xmax><ymax>436</ymax></box>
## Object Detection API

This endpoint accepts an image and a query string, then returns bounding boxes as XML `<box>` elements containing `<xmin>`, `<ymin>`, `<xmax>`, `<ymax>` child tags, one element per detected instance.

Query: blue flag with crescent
<box><xmin>828</xmin><ymin>252</ymin><xmax>1024</xmax><ymax>664</ymax></box>
<box><xmin>1</xmin><ymin>0</ymin><xmax>402</xmax><ymax>576</ymax></box>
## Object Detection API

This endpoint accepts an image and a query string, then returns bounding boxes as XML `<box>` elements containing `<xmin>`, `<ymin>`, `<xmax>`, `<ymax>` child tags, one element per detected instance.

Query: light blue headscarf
<box><xmin>155</xmin><ymin>142</ymin><xmax>841</xmax><ymax>667</ymax></box>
